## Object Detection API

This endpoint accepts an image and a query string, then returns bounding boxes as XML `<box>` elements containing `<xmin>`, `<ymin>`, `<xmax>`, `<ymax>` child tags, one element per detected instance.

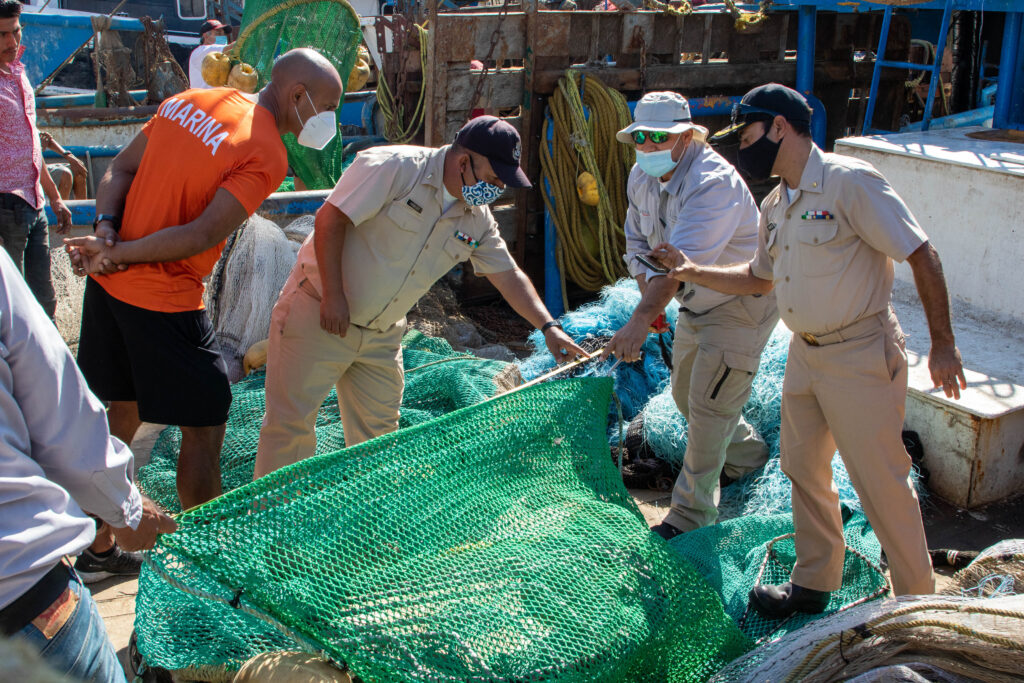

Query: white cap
<box><xmin>616</xmin><ymin>92</ymin><xmax>709</xmax><ymax>144</ymax></box>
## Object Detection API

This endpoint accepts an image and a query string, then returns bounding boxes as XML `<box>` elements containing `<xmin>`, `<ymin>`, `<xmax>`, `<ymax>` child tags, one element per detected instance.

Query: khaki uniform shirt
<box><xmin>293</xmin><ymin>145</ymin><xmax>517</xmax><ymax>331</ymax></box>
<box><xmin>623</xmin><ymin>142</ymin><xmax>761</xmax><ymax>314</ymax></box>
<box><xmin>750</xmin><ymin>146</ymin><xmax>928</xmax><ymax>334</ymax></box>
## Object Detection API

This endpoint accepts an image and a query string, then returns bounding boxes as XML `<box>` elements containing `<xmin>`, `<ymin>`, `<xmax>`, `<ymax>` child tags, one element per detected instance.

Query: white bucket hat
<box><xmin>616</xmin><ymin>91</ymin><xmax>709</xmax><ymax>144</ymax></box>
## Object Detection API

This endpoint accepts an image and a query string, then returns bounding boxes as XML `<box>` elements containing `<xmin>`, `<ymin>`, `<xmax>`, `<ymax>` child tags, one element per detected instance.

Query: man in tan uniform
<box><xmin>254</xmin><ymin>116</ymin><xmax>583</xmax><ymax>478</ymax></box>
<box><xmin>650</xmin><ymin>84</ymin><xmax>966</xmax><ymax>617</ymax></box>
<box><xmin>602</xmin><ymin>92</ymin><xmax>779</xmax><ymax>539</ymax></box>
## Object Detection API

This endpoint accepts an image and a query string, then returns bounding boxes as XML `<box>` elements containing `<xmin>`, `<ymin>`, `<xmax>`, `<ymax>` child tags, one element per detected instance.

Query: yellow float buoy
<box><xmin>576</xmin><ymin>172</ymin><xmax>600</xmax><ymax>206</ymax></box>
<box><xmin>228</xmin><ymin>62</ymin><xmax>259</xmax><ymax>93</ymax></box>
<box><xmin>200</xmin><ymin>51</ymin><xmax>231</xmax><ymax>87</ymax></box>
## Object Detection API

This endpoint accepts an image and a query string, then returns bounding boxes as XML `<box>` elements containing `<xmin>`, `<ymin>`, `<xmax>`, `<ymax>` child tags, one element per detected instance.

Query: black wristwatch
<box><xmin>93</xmin><ymin>214</ymin><xmax>121</xmax><ymax>232</ymax></box>
<box><xmin>541</xmin><ymin>320</ymin><xmax>563</xmax><ymax>334</ymax></box>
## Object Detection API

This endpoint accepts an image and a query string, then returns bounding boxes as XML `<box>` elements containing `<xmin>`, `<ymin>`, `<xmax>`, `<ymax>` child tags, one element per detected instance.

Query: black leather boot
<box><xmin>650</xmin><ymin>521</ymin><xmax>685</xmax><ymax>541</ymax></box>
<box><xmin>749</xmin><ymin>582</ymin><xmax>830</xmax><ymax>619</ymax></box>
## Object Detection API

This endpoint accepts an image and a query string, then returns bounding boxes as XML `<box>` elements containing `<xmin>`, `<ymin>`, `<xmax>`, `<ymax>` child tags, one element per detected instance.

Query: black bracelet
<box><xmin>541</xmin><ymin>320</ymin><xmax>562</xmax><ymax>333</ymax></box>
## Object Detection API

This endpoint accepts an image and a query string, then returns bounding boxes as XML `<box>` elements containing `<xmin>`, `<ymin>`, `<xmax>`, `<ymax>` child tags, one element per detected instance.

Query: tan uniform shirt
<box><xmin>293</xmin><ymin>145</ymin><xmax>517</xmax><ymax>331</ymax></box>
<box><xmin>750</xmin><ymin>146</ymin><xmax>928</xmax><ymax>334</ymax></box>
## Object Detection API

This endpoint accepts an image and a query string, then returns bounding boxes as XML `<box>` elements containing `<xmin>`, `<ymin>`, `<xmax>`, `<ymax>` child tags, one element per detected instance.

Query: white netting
<box><xmin>206</xmin><ymin>215</ymin><xmax>312</xmax><ymax>381</ymax></box>
<box><xmin>50</xmin><ymin>246</ymin><xmax>86</xmax><ymax>350</ymax></box>
<box><xmin>709</xmin><ymin>594</ymin><xmax>1024</xmax><ymax>683</ymax></box>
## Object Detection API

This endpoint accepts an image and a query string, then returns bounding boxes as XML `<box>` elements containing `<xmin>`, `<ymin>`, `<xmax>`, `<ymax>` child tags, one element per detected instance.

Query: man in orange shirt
<box><xmin>65</xmin><ymin>48</ymin><xmax>341</xmax><ymax>577</ymax></box>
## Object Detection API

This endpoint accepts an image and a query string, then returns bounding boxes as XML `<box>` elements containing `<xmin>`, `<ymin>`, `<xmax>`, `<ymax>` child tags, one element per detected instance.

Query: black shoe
<box><xmin>749</xmin><ymin>582</ymin><xmax>830</xmax><ymax>619</ymax></box>
<box><xmin>74</xmin><ymin>546</ymin><xmax>143</xmax><ymax>583</ymax></box>
<box><xmin>650</xmin><ymin>521</ymin><xmax>685</xmax><ymax>541</ymax></box>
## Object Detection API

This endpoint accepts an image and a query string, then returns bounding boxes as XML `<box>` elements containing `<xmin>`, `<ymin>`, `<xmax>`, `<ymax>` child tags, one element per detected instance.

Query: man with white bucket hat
<box><xmin>602</xmin><ymin>91</ymin><xmax>779</xmax><ymax>539</ymax></box>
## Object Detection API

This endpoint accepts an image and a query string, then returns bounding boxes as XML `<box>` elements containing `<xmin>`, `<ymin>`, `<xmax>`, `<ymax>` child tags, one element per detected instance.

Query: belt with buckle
<box><xmin>0</xmin><ymin>560</ymin><xmax>72</xmax><ymax>636</ymax></box>
<box><xmin>798</xmin><ymin>312</ymin><xmax>885</xmax><ymax>347</ymax></box>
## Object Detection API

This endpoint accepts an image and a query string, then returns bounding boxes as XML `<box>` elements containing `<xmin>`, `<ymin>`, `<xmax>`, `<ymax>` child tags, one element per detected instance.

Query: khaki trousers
<box><xmin>665</xmin><ymin>292</ymin><xmax>779</xmax><ymax>531</ymax></box>
<box><xmin>782</xmin><ymin>309</ymin><xmax>934</xmax><ymax>596</ymax></box>
<box><xmin>254</xmin><ymin>273</ymin><xmax>405</xmax><ymax>479</ymax></box>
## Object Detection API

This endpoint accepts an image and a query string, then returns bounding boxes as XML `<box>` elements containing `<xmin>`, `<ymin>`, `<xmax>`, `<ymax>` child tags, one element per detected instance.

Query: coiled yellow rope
<box><xmin>540</xmin><ymin>71</ymin><xmax>634</xmax><ymax>310</ymax></box>
<box><xmin>376</xmin><ymin>22</ymin><xmax>429</xmax><ymax>144</ymax></box>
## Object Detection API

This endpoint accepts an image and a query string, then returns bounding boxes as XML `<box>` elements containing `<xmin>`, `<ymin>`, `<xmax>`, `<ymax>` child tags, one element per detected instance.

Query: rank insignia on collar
<box><xmin>801</xmin><ymin>210</ymin><xmax>834</xmax><ymax>220</ymax></box>
<box><xmin>766</xmin><ymin>222</ymin><xmax>777</xmax><ymax>232</ymax></box>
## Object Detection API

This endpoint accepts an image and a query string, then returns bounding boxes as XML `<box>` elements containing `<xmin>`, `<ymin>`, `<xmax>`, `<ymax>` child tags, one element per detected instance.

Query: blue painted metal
<box><xmin>796</xmin><ymin>5</ymin><xmax>817</xmax><ymax>95</ymax></box>
<box><xmin>900</xmin><ymin>105</ymin><xmax>994</xmax><ymax>131</ymax></box>
<box><xmin>37</xmin><ymin>90</ymin><xmax>147</xmax><ymax>108</ymax></box>
<box><xmin>19</xmin><ymin>12</ymin><xmax>145</xmax><ymax>85</ymax></box>
<box><xmin>774</xmin><ymin>0</ymin><xmax>1021</xmax><ymax>11</ymax></box>
<box><xmin>919</xmin><ymin>0</ymin><xmax>955</xmax><ymax>132</ymax></box>
<box><xmin>994</xmin><ymin>12</ymin><xmax>1024</xmax><ymax>129</ymax></box>
<box><xmin>542</xmin><ymin>110</ymin><xmax>563</xmax><ymax>318</ymax></box>
<box><xmin>49</xmin><ymin>190</ymin><xmax>333</xmax><ymax>227</ymax></box>
<box><xmin>43</xmin><ymin>145</ymin><xmax>122</xmax><ymax>160</ymax></box>
<box><xmin>542</xmin><ymin>177</ymin><xmax>563</xmax><ymax>319</ymax></box>
<box><xmin>803</xmin><ymin>92</ymin><xmax>827</xmax><ymax>148</ymax></box>
<box><xmin>862</xmin><ymin>0</ymin><xmax>954</xmax><ymax>134</ymax></box>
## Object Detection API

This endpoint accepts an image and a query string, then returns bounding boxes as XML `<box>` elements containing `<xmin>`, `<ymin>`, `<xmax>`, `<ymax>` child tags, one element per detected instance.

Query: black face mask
<box><xmin>737</xmin><ymin>129</ymin><xmax>781</xmax><ymax>181</ymax></box>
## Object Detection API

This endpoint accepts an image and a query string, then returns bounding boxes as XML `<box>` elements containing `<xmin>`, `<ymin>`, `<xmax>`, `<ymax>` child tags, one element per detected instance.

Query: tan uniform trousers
<box><xmin>665</xmin><ymin>292</ymin><xmax>779</xmax><ymax>531</ymax></box>
<box><xmin>782</xmin><ymin>309</ymin><xmax>934</xmax><ymax>596</ymax></box>
<box><xmin>253</xmin><ymin>273</ymin><xmax>405</xmax><ymax>479</ymax></box>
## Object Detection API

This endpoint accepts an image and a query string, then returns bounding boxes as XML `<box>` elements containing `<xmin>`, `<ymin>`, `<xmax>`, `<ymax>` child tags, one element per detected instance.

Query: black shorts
<box><xmin>77</xmin><ymin>277</ymin><xmax>232</xmax><ymax>427</ymax></box>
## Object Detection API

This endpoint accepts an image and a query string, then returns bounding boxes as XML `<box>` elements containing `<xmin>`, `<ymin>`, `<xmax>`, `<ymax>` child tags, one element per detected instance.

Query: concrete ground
<box><xmin>95</xmin><ymin>425</ymin><xmax>1022</xmax><ymax>680</ymax></box>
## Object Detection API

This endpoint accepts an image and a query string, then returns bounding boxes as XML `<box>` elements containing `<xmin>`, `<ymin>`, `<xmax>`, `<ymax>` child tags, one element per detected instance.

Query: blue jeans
<box><xmin>15</xmin><ymin>569</ymin><xmax>127</xmax><ymax>683</ymax></box>
<box><xmin>0</xmin><ymin>193</ymin><xmax>57</xmax><ymax>319</ymax></box>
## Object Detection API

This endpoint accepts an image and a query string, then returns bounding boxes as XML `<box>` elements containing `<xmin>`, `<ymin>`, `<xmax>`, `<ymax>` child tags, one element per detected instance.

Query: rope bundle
<box><xmin>540</xmin><ymin>71</ymin><xmax>634</xmax><ymax>309</ymax></box>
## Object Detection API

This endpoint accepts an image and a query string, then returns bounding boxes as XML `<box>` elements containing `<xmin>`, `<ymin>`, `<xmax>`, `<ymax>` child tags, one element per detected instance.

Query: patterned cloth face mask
<box><xmin>461</xmin><ymin>157</ymin><xmax>504</xmax><ymax>206</ymax></box>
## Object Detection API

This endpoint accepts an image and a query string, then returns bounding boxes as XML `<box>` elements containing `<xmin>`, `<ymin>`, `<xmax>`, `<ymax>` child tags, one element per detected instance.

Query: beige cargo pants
<box><xmin>664</xmin><ymin>292</ymin><xmax>779</xmax><ymax>531</ymax></box>
<box><xmin>253</xmin><ymin>272</ymin><xmax>405</xmax><ymax>480</ymax></box>
<box><xmin>782</xmin><ymin>309</ymin><xmax>934</xmax><ymax>596</ymax></box>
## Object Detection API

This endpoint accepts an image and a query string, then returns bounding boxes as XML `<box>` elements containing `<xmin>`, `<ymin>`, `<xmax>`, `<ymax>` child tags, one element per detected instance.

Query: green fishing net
<box><xmin>137</xmin><ymin>330</ymin><xmax>520</xmax><ymax>514</ymax></box>
<box><xmin>234</xmin><ymin>0</ymin><xmax>364</xmax><ymax>189</ymax></box>
<box><xmin>135</xmin><ymin>377</ymin><xmax>752</xmax><ymax>681</ymax></box>
<box><xmin>670</xmin><ymin>510</ymin><xmax>888</xmax><ymax>645</ymax></box>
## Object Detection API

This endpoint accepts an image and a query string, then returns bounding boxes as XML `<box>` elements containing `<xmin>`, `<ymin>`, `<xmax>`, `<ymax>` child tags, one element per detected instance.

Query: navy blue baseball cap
<box><xmin>454</xmin><ymin>116</ymin><xmax>532</xmax><ymax>189</ymax></box>
<box><xmin>710</xmin><ymin>83</ymin><xmax>813</xmax><ymax>146</ymax></box>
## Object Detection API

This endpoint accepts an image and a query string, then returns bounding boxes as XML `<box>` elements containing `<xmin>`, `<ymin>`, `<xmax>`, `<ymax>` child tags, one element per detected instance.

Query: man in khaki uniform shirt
<box><xmin>650</xmin><ymin>84</ymin><xmax>966</xmax><ymax>618</ymax></box>
<box><xmin>602</xmin><ymin>92</ymin><xmax>779</xmax><ymax>539</ymax></box>
<box><xmin>254</xmin><ymin>116</ymin><xmax>583</xmax><ymax>478</ymax></box>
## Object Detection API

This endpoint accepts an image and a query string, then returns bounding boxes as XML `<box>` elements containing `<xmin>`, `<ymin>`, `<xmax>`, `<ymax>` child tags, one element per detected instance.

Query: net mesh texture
<box><xmin>235</xmin><ymin>0</ymin><xmax>364</xmax><ymax>189</ymax></box>
<box><xmin>134</xmin><ymin>278</ymin><xmax>892</xmax><ymax>681</ymax></box>
<box><xmin>137</xmin><ymin>378</ymin><xmax>752</xmax><ymax>682</ymax></box>
<box><xmin>138</xmin><ymin>330</ymin><xmax>519</xmax><ymax>515</ymax></box>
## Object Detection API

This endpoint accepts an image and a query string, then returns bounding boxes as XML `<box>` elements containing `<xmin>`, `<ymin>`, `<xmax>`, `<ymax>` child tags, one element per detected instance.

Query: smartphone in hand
<box><xmin>634</xmin><ymin>253</ymin><xmax>669</xmax><ymax>274</ymax></box>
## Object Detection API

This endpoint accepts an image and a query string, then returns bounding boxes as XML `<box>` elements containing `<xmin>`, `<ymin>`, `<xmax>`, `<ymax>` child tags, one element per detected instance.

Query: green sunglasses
<box><xmin>631</xmin><ymin>130</ymin><xmax>671</xmax><ymax>145</ymax></box>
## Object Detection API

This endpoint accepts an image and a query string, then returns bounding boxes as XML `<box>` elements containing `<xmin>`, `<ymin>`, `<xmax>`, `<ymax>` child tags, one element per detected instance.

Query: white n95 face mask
<box><xmin>295</xmin><ymin>91</ymin><xmax>337</xmax><ymax>150</ymax></box>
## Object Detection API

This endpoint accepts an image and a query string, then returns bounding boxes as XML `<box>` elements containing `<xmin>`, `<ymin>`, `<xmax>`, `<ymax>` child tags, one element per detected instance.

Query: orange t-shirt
<box><xmin>93</xmin><ymin>88</ymin><xmax>287</xmax><ymax>312</ymax></box>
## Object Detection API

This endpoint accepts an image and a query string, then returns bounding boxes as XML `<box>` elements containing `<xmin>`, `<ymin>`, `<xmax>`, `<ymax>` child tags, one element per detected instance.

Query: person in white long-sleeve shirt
<box><xmin>187</xmin><ymin>18</ymin><xmax>229</xmax><ymax>89</ymax></box>
<box><xmin>601</xmin><ymin>92</ymin><xmax>780</xmax><ymax>539</ymax></box>
<box><xmin>0</xmin><ymin>249</ymin><xmax>175</xmax><ymax>682</ymax></box>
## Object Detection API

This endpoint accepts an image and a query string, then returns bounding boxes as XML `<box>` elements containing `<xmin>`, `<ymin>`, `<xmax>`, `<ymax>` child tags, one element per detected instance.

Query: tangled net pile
<box><xmin>135</xmin><ymin>281</ymin><xmax>896</xmax><ymax>681</ymax></box>
<box><xmin>137</xmin><ymin>330</ymin><xmax>519</xmax><ymax>514</ymax></box>
<box><xmin>517</xmin><ymin>279</ymin><xmax>922</xmax><ymax>518</ymax></box>
<box><xmin>137</xmin><ymin>379</ymin><xmax>752</xmax><ymax>681</ymax></box>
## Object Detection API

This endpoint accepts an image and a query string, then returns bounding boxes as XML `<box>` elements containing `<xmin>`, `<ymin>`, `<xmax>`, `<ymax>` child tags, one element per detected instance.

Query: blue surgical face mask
<box><xmin>461</xmin><ymin>157</ymin><xmax>503</xmax><ymax>206</ymax></box>
<box><xmin>213</xmin><ymin>35</ymin><xmax>228</xmax><ymax>46</ymax></box>
<box><xmin>635</xmin><ymin>149</ymin><xmax>678</xmax><ymax>178</ymax></box>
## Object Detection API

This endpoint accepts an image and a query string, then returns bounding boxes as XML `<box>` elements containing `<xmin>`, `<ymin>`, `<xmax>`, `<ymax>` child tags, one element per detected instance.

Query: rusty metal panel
<box><xmin>432</xmin><ymin>12</ymin><xmax>527</xmax><ymax>62</ymax></box>
<box><xmin>446</xmin><ymin>69</ymin><xmax>526</xmax><ymax>110</ymax></box>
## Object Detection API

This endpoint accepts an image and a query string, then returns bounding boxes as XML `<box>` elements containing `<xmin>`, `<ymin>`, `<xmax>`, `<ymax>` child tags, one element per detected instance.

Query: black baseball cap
<box><xmin>199</xmin><ymin>19</ymin><xmax>227</xmax><ymax>36</ymax></box>
<box><xmin>710</xmin><ymin>83</ymin><xmax>813</xmax><ymax>146</ymax></box>
<box><xmin>454</xmin><ymin>116</ymin><xmax>532</xmax><ymax>189</ymax></box>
